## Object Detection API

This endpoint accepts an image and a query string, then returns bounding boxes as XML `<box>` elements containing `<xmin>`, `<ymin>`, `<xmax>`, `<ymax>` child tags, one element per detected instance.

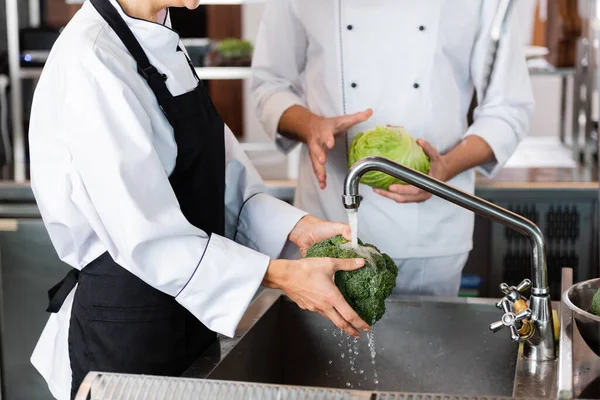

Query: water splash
<box><xmin>367</xmin><ymin>320</ymin><xmax>380</xmax><ymax>388</ymax></box>
<box><xmin>340</xmin><ymin>242</ymin><xmax>379</xmax><ymax>268</ymax></box>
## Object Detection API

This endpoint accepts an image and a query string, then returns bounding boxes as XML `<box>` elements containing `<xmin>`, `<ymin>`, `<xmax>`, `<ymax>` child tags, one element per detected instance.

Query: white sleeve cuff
<box><xmin>235</xmin><ymin>193</ymin><xmax>307</xmax><ymax>259</ymax></box>
<box><xmin>175</xmin><ymin>234</ymin><xmax>270</xmax><ymax>338</ymax></box>
<box><xmin>261</xmin><ymin>91</ymin><xmax>304</xmax><ymax>152</ymax></box>
<box><xmin>465</xmin><ymin>117</ymin><xmax>520</xmax><ymax>178</ymax></box>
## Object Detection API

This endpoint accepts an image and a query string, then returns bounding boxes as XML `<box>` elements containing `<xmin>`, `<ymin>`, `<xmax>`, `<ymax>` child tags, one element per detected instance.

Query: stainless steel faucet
<box><xmin>343</xmin><ymin>156</ymin><xmax>556</xmax><ymax>362</ymax></box>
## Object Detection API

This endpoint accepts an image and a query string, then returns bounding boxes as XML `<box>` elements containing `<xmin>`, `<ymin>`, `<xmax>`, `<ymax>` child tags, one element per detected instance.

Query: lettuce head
<box><xmin>348</xmin><ymin>125</ymin><xmax>431</xmax><ymax>190</ymax></box>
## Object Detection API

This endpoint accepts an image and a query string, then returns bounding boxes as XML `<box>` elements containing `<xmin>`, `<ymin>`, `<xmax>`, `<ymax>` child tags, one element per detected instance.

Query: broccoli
<box><xmin>590</xmin><ymin>289</ymin><xmax>600</xmax><ymax>316</ymax></box>
<box><xmin>306</xmin><ymin>235</ymin><xmax>398</xmax><ymax>325</ymax></box>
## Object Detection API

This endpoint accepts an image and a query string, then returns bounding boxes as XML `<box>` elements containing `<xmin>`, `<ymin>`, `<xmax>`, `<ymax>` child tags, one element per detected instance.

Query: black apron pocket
<box><xmin>84</xmin><ymin>303</ymin><xmax>187</xmax><ymax>376</ymax></box>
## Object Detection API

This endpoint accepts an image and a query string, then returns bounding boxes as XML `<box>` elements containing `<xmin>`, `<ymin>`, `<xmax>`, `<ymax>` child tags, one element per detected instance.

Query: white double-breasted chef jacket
<box><xmin>29</xmin><ymin>2</ymin><xmax>307</xmax><ymax>399</ymax></box>
<box><xmin>252</xmin><ymin>0</ymin><xmax>534</xmax><ymax>260</ymax></box>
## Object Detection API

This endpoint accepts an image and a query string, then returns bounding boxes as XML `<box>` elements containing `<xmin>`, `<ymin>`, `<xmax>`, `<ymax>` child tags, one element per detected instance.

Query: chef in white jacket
<box><xmin>251</xmin><ymin>0</ymin><xmax>534</xmax><ymax>296</ymax></box>
<box><xmin>28</xmin><ymin>1</ymin><xmax>370</xmax><ymax>399</ymax></box>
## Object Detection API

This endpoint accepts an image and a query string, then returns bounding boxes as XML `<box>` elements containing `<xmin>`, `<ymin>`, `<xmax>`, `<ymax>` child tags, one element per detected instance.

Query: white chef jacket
<box><xmin>251</xmin><ymin>0</ymin><xmax>534</xmax><ymax>259</ymax></box>
<box><xmin>28</xmin><ymin>2</ymin><xmax>306</xmax><ymax>399</ymax></box>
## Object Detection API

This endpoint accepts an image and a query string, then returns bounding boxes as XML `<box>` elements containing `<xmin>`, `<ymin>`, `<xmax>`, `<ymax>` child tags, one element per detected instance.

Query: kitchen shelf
<box><xmin>194</xmin><ymin>67</ymin><xmax>251</xmax><ymax>80</ymax></box>
<box><xmin>18</xmin><ymin>67</ymin><xmax>251</xmax><ymax>81</ymax></box>
<box><xmin>19</xmin><ymin>67</ymin><xmax>43</xmax><ymax>79</ymax></box>
<box><xmin>529</xmin><ymin>67</ymin><xmax>575</xmax><ymax>77</ymax></box>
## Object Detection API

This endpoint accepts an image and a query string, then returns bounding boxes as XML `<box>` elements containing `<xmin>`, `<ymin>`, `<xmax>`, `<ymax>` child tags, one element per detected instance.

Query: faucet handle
<box><xmin>498</xmin><ymin>279</ymin><xmax>531</xmax><ymax>303</ymax></box>
<box><xmin>490</xmin><ymin>298</ymin><xmax>533</xmax><ymax>342</ymax></box>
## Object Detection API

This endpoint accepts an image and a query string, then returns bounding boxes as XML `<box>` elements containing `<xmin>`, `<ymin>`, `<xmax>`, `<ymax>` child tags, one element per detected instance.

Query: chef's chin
<box><xmin>183</xmin><ymin>0</ymin><xmax>202</xmax><ymax>9</ymax></box>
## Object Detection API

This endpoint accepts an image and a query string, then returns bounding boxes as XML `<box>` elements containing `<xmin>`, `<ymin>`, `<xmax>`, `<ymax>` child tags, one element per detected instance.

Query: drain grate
<box><xmin>75</xmin><ymin>373</ymin><xmax>371</xmax><ymax>400</ymax></box>
<box><xmin>377</xmin><ymin>396</ymin><xmax>515</xmax><ymax>400</ymax></box>
<box><xmin>75</xmin><ymin>372</ymin><xmax>527</xmax><ymax>400</ymax></box>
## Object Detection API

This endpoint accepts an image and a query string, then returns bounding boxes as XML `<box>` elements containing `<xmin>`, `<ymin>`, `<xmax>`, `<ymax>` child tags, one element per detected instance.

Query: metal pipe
<box><xmin>28</xmin><ymin>0</ymin><xmax>40</xmax><ymax>27</ymax></box>
<box><xmin>343</xmin><ymin>156</ymin><xmax>549</xmax><ymax>294</ymax></box>
<box><xmin>6</xmin><ymin>0</ymin><xmax>26</xmax><ymax>182</ymax></box>
<box><xmin>343</xmin><ymin>156</ymin><xmax>556</xmax><ymax>361</ymax></box>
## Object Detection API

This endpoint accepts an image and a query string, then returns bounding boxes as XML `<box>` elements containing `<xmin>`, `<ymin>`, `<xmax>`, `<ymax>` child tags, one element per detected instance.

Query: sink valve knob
<box><xmin>499</xmin><ymin>279</ymin><xmax>531</xmax><ymax>304</ymax></box>
<box><xmin>490</xmin><ymin>298</ymin><xmax>533</xmax><ymax>342</ymax></box>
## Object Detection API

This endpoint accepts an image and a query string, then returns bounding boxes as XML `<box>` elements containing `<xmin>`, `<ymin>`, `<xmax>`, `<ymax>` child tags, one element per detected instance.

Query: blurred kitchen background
<box><xmin>1</xmin><ymin>0</ymin><xmax>600</xmax><ymax>398</ymax></box>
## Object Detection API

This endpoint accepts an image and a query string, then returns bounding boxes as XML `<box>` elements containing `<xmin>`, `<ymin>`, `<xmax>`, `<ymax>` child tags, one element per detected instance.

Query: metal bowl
<box><xmin>564</xmin><ymin>278</ymin><xmax>600</xmax><ymax>357</ymax></box>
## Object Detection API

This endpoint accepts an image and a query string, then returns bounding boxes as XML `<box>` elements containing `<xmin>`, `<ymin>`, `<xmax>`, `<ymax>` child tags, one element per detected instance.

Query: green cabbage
<box><xmin>347</xmin><ymin>126</ymin><xmax>431</xmax><ymax>190</ymax></box>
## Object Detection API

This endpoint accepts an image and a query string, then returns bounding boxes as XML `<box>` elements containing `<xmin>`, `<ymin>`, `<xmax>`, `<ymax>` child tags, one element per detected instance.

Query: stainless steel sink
<box><xmin>185</xmin><ymin>290</ymin><xmax>521</xmax><ymax>397</ymax></box>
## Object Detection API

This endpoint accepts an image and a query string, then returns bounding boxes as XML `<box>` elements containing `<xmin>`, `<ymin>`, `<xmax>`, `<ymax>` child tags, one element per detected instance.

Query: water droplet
<box><xmin>333</xmin><ymin>331</ymin><xmax>337</xmax><ymax>337</ymax></box>
<box><xmin>372</xmin><ymin>360</ymin><xmax>376</xmax><ymax>365</ymax></box>
<box><xmin>359</xmin><ymin>370</ymin><xmax>364</xmax><ymax>374</ymax></box>
<box><xmin>353</xmin><ymin>338</ymin><xmax>359</xmax><ymax>343</ymax></box>
<box><xmin>341</xmin><ymin>353</ymin><xmax>345</xmax><ymax>358</ymax></box>
<box><xmin>374</xmin><ymin>379</ymin><xmax>379</xmax><ymax>385</ymax></box>
<box><xmin>346</xmin><ymin>382</ymin><xmax>351</xmax><ymax>387</ymax></box>
<box><xmin>328</xmin><ymin>360</ymin><xmax>333</xmax><ymax>365</ymax></box>
<box><xmin>348</xmin><ymin>349</ymin><xmax>352</xmax><ymax>354</ymax></box>
<box><xmin>355</xmin><ymin>351</ymin><xmax>359</xmax><ymax>355</ymax></box>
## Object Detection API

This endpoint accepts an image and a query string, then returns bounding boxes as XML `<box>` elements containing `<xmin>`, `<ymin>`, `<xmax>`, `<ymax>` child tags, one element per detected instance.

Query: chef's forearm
<box><xmin>261</xmin><ymin>259</ymin><xmax>289</xmax><ymax>289</ymax></box>
<box><xmin>277</xmin><ymin>105</ymin><xmax>321</xmax><ymax>143</ymax></box>
<box><xmin>442</xmin><ymin>135</ymin><xmax>496</xmax><ymax>181</ymax></box>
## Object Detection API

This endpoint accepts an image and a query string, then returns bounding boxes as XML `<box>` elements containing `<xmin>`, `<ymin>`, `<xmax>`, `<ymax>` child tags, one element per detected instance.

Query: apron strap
<box><xmin>46</xmin><ymin>268</ymin><xmax>80</xmax><ymax>313</ymax></box>
<box><xmin>89</xmin><ymin>0</ymin><xmax>175</xmax><ymax>117</ymax></box>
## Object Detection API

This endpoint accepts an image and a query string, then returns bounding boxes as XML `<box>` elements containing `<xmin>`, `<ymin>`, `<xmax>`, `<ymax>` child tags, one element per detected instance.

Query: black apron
<box><xmin>45</xmin><ymin>1</ymin><xmax>226</xmax><ymax>398</ymax></box>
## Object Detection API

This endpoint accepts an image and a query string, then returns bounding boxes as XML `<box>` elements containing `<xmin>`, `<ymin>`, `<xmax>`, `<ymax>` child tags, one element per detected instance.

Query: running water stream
<box><xmin>347</xmin><ymin>210</ymin><xmax>358</xmax><ymax>249</ymax></box>
<box><xmin>367</xmin><ymin>322</ymin><xmax>380</xmax><ymax>387</ymax></box>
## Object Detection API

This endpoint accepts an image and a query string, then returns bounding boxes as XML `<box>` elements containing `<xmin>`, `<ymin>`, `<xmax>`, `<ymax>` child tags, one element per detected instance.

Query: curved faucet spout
<box><xmin>343</xmin><ymin>156</ymin><xmax>555</xmax><ymax>361</ymax></box>
<box><xmin>343</xmin><ymin>156</ymin><xmax>548</xmax><ymax>294</ymax></box>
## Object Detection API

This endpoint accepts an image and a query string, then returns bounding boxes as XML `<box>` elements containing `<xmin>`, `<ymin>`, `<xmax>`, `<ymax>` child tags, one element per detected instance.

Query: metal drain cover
<box><xmin>74</xmin><ymin>372</ymin><xmax>522</xmax><ymax>400</ymax></box>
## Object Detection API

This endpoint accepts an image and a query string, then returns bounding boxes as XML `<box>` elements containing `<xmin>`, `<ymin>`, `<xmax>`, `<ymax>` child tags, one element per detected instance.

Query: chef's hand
<box><xmin>373</xmin><ymin>139</ymin><xmax>450</xmax><ymax>203</ymax></box>
<box><xmin>262</xmin><ymin>257</ymin><xmax>370</xmax><ymax>337</ymax></box>
<box><xmin>278</xmin><ymin>106</ymin><xmax>373</xmax><ymax>190</ymax></box>
<box><xmin>288</xmin><ymin>215</ymin><xmax>352</xmax><ymax>257</ymax></box>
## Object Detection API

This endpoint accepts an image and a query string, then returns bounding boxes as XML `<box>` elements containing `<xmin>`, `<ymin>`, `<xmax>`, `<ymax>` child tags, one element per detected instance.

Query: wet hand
<box><xmin>374</xmin><ymin>139</ymin><xmax>450</xmax><ymax>203</ymax></box>
<box><xmin>289</xmin><ymin>215</ymin><xmax>352</xmax><ymax>257</ymax></box>
<box><xmin>306</xmin><ymin>109</ymin><xmax>373</xmax><ymax>189</ymax></box>
<box><xmin>263</xmin><ymin>258</ymin><xmax>369</xmax><ymax>337</ymax></box>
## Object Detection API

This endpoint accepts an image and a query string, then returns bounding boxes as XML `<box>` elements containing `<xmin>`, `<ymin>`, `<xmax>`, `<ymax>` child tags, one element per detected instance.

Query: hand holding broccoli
<box><xmin>263</xmin><ymin>257</ymin><xmax>370</xmax><ymax>338</ymax></box>
<box><xmin>306</xmin><ymin>235</ymin><xmax>398</xmax><ymax>325</ymax></box>
<box><xmin>288</xmin><ymin>214</ymin><xmax>352</xmax><ymax>256</ymax></box>
<box><xmin>261</xmin><ymin>215</ymin><xmax>370</xmax><ymax>338</ymax></box>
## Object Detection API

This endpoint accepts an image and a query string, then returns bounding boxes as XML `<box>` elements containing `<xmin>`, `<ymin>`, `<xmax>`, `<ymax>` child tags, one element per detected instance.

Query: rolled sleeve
<box><xmin>260</xmin><ymin>91</ymin><xmax>304</xmax><ymax>154</ymax></box>
<box><xmin>176</xmin><ymin>234</ymin><xmax>270</xmax><ymax>338</ymax></box>
<box><xmin>251</xmin><ymin>0</ymin><xmax>308</xmax><ymax>153</ymax></box>
<box><xmin>236</xmin><ymin>193</ymin><xmax>307</xmax><ymax>259</ymax></box>
<box><xmin>465</xmin><ymin>117</ymin><xmax>519</xmax><ymax>177</ymax></box>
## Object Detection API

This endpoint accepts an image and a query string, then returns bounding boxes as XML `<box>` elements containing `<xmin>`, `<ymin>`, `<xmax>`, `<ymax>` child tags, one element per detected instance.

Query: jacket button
<box><xmin>413</xmin><ymin>83</ymin><xmax>420</xmax><ymax>89</ymax></box>
<box><xmin>351</xmin><ymin>82</ymin><xmax>358</xmax><ymax>88</ymax></box>
<box><xmin>347</xmin><ymin>25</ymin><xmax>353</xmax><ymax>30</ymax></box>
<box><xmin>419</xmin><ymin>25</ymin><xmax>425</xmax><ymax>31</ymax></box>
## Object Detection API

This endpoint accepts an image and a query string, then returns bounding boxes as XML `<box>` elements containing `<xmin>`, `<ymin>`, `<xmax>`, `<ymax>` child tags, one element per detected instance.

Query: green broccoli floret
<box><xmin>590</xmin><ymin>289</ymin><xmax>600</xmax><ymax>316</ymax></box>
<box><xmin>306</xmin><ymin>235</ymin><xmax>398</xmax><ymax>325</ymax></box>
